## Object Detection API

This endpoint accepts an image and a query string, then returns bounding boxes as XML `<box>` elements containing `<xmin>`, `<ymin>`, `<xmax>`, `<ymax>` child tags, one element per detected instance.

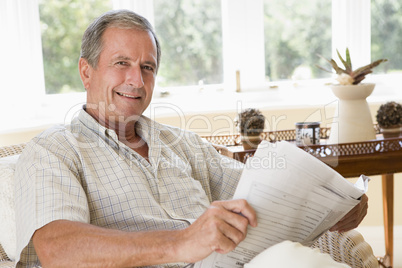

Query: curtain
<box><xmin>0</xmin><ymin>0</ymin><xmax>45</xmax><ymax>131</ymax></box>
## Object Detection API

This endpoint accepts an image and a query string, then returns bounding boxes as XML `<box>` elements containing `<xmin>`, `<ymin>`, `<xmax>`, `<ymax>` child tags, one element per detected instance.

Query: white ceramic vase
<box><xmin>328</xmin><ymin>83</ymin><xmax>376</xmax><ymax>144</ymax></box>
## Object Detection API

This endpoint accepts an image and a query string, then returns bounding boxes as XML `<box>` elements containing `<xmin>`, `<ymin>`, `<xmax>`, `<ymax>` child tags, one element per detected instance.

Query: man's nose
<box><xmin>127</xmin><ymin>66</ymin><xmax>144</xmax><ymax>88</ymax></box>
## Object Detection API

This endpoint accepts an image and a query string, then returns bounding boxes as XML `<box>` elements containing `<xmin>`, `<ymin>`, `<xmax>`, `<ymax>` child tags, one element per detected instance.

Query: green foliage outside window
<box><xmin>39</xmin><ymin>0</ymin><xmax>112</xmax><ymax>94</ymax></box>
<box><xmin>38</xmin><ymin>0</ymin><xmax>402</xmax><ymax>94</ymax></box>
<box><xmin>153</xmin><ymin>0</ymin><xmax>223</xmax><ymax>87</ymax></box>
<box><xmin>371</xmin><ymin>0</ymin><xmax>402</xmax><ymax>73</ymax></box>
<box><xmin>263</xmin><ymin>0</ymin><xmax>332</xmax><ymax>81</ymax></box>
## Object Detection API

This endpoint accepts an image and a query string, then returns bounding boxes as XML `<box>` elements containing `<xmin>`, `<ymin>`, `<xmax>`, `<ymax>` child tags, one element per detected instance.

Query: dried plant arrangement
<box><xmin>318</xmin><ymin>48</ymin><xmax>387</xmax><ymax>85</ymax></box>
<box><xmin>376</xmin><ymin>101</ymin><xmax>402</xmax><ymax>128</ymax></box>
<box><xmin>235</xmin><ymin>108</ymin><xmax>265</xmax><ymax>135</ymax></box>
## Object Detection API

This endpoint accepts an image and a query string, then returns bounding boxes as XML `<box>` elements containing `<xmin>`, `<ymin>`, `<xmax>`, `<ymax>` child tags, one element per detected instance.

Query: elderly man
<box><xmin>15</xmin><ymin>9</ymin><xmax>368</xmax><ymax>268</ymax></box>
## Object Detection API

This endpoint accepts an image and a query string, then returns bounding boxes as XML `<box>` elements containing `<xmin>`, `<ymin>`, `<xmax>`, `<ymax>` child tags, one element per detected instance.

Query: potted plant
<box><xmin>376</xmin><ymin>101</ymin><xmax>402</xmax><ymax>138</ymax></box>
<box><xmin>318</xmin><ymin>48</ymin><xmax>387</xmax><ymax>85</ymax></box>
<box><xmin>235</xmin><ymin>108</ymin><xmax>265</xmax><ymax>150</ymax></box>
<box><xmin>317</xmin><ymin>48</ymin><xmax>387</xmax><ymax>143</ymax></box>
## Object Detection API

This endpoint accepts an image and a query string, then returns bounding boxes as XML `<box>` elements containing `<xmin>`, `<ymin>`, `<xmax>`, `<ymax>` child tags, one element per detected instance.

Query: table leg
<box><xmin>382</xmin><ymin>174</ymin><xmax>394</xmax><ymax>267</ymax></box>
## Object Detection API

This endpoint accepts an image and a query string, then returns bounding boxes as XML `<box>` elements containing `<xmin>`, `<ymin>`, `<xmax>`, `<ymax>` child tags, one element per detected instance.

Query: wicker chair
<box><xmin>0</xmin><ymin>143</ymin><xmax>380</xmax><ymax>268</ymax></box>
<box><xmin>0</xmin><ymin>143</ymin><xmax>26</xmax><ymax>158</ymax></box>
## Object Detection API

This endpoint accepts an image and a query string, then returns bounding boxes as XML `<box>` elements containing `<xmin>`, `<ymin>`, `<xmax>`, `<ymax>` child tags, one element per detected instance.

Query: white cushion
<box><xmin>245</xmin><ymin>240</ymin><xmax>350</xmax><ymax>268</ymax></box>
<box><xmin>0</xmin><ymin>154</ymin><xmax>20</xmax><ymax>261</ymax></box>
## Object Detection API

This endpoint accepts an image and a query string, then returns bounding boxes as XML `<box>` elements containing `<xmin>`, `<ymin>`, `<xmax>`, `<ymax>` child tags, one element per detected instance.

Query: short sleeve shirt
<box><xmin>14</xmin><ymin>109</ymin><xmax>244</xmax><ymax>267</ymax></box>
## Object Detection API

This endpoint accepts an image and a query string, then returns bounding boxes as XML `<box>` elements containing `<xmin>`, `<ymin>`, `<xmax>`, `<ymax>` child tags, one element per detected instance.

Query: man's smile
<box><xmin>116</xmin><ymin>92</ymin><xmax>141</xmax><ymax>99</ymax></box>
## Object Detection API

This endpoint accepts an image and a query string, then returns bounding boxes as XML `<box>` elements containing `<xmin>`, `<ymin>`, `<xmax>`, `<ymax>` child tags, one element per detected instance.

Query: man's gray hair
<box><xmin>80</xmin><ymin>9</ymin><xmax>161</xmax><ymax>72</ymax></box>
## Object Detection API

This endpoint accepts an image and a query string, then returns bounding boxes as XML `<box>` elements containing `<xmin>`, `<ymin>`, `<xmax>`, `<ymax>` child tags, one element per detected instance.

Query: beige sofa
<box><xmin>0</xmin><ymin>143</ymin><xmax>380</xmax><ymax>268</ymax></box>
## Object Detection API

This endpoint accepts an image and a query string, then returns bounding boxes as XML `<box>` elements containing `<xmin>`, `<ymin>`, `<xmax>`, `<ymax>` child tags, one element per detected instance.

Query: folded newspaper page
<box><xmin>195</xmin><ymin>140</ymin><xmax>369</xmax><ymax>268</ymax></box>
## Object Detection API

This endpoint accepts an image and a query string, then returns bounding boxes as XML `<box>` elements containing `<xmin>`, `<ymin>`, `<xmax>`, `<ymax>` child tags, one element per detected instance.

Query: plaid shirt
<box><xmin>14</xmin><ymin>109</ymin><xmax>243</xmax><ymax>267</ymax></box>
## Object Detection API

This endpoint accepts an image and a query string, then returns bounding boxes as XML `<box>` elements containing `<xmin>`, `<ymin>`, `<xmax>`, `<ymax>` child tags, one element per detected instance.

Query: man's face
<box><xmin>80</xmin><ymin>27</ymin><xmax>157</xmax><ymax>126</ymax></box>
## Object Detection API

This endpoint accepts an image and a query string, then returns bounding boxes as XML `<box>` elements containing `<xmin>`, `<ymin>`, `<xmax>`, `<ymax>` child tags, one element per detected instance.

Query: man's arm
<box><xmin>33</xmin><ymin>199</ymin><xmax>257</xmax><ymax>267</ymax></box>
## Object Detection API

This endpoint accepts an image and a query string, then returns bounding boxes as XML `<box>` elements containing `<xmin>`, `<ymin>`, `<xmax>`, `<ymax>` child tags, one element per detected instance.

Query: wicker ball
<box><xmin>376</xmin><ymin>101</ymin><xmax>402</xmax><ymax>128</ymax></box>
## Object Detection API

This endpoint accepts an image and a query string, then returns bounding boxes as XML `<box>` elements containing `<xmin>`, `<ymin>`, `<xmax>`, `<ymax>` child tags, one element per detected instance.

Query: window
<box><xmin>38</xmin><ymin>0</ymin><xmax>112</xmax><ymax>94</ymax></box>
<box><xmin>38</xmin><ymin>0</ymin><xmax>223</xmax><ymax>93</ymax></box>
<box><xmin>26</xmin><ymin>0</ymin><xmax>402</xmax><ymax>95</ymax></box>
<box><xmin>3</xmin><ymin>0</ymin><xmax>402</xmax><ymax>134</ymax></box>
<box><xmin>263</xmin><ymin>0</ymin><xmax>332</xmax><ymax>81</ymax></box>
<box><xmin>153</xmin><ymin>0</ymin><xmax>223</xmax><ymax>87</ymax></box>
<box><xmin>371</xmin><ymin>0</ymin><xmax>402</xmax><ymax>74</ymax></box>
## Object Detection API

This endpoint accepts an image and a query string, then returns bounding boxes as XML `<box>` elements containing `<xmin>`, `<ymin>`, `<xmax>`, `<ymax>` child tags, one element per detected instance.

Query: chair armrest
<box><xmin>0</xmin><ymin>243</ymin><xmax>13</xmax><ymax>268</ymax></box>
<box><xmin>0</xmin><ymin>143</ymin><xmax>26</xmax><ymax>158</ymax></box>
<box><xmin>311</xmin><ymin>230</ymin><xmax>379</xmax><ymax>268</ymax></box>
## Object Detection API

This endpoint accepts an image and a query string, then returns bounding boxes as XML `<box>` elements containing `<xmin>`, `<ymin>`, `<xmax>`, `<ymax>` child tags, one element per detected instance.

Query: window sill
<box><xmin>2</xmin><ymin>74</ymin><xmax>402</xmax><ymax>135</ymax></box>
<box><xmin>150</xmin><ymin>75</ymin><xmax>402</xmax><ymax>118</ymax></box>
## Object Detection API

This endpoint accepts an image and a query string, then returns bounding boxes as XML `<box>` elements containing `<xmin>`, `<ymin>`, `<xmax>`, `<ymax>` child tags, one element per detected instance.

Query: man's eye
<box><xmin>116</xmin><ymin>61</ymin><xmax>127</xmax><ymax>66</ymax></box>
<box><xmin>143</xmin><ymin>66</ymin><xmax>154</xmax><ymax>72</ymax></box>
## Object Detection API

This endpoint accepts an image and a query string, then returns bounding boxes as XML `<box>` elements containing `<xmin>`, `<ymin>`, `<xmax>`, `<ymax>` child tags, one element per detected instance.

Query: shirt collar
<box><xmin>74</xmin><ymin>107</ymin><xmax>160</xmax><ymax>147</ymax></box>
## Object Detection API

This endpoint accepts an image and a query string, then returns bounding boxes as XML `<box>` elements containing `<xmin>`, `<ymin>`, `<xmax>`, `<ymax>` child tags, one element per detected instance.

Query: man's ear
<box><xmin>79</xmin><ymin>58</ymin><xmax>92</xmax><ymax>90</ymax></box>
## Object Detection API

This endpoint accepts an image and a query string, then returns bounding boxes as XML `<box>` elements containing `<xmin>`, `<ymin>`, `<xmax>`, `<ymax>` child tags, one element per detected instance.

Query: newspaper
<box><xmin>194</xmin><ymin>140</ymin><xmax>369</xmax><ymax>268</ymax></box>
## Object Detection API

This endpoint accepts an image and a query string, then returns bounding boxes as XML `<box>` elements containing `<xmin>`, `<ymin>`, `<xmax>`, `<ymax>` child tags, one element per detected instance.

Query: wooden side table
<box><xmin>203</xmin><ymin>130</ymin><xmax>402</xmax><ymax>267</ymax></box>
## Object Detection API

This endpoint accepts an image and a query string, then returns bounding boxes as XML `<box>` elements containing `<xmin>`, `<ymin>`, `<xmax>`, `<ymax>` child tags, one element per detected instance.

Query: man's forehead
<box><xmin>103</xmin><ymin>26</ymin><xmax>153</xmax><ymax>40</ymax></box>
<box><xmin>101</xmin><ymin>28</ymin><xmax>157</xmax><ymax>55</ymax></box>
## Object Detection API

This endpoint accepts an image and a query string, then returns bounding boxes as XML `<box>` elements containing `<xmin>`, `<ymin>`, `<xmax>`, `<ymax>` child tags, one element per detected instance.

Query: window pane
<box><xmin>39</xmin><ymin>0</ymin><xmax>112</xmax><ymax>94</ymax></box>
<box><xmin>263</xmin><ymin>0</ymin><xmax>331</xmax><ymax>81</ymax></box>
<box><xmin>371</xmin><ymin>0</ymin><xmax>402</xmax><ymax>73</ymax></box>
<box><xmin>153</xmin><ymin>0</ymin><xmax>223</xmax><ymax>87</ymax></box>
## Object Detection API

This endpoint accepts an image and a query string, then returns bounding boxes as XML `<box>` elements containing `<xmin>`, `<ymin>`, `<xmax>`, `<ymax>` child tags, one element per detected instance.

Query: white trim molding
<box><xmin>0</xmin><ymin>0</ymin><xmax>46</xmax><ymax>130</ymax></box>
<box><xmin>332</xmin><ymin>0</ymin><xmax>371</xmax><ymax>67</ymax></box>
<box><xmin>221</xmin><ymin>0</ymin><xmax>266</xmax><ymax>92</ymax></box>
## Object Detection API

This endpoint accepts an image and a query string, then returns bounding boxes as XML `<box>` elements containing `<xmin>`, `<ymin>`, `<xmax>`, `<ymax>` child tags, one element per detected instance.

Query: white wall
<box><xmin>1</xmin><ymin>100</ymin><xmax>400</xmax><ymax>227</ymax></box>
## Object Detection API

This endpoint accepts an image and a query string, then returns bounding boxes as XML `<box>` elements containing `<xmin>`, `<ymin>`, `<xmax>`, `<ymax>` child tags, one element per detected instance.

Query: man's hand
<box><xmin>177</xmin><ymin>199</ymin><xmax>257</xmax><ymax>263</ymax></box>
<box><xmin>330</xmin><ymin>194</ymin><xmax>368</xmax><ymax>232</ymax></box>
